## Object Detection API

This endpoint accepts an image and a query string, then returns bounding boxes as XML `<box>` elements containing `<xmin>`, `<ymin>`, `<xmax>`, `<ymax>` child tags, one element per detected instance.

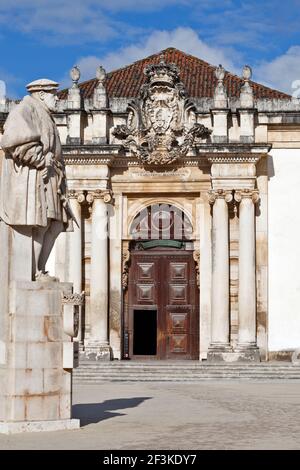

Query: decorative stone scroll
<box><xmin>86</xmin><ymin>189</ymin><xmax>113</xmax><ymax>213</ymax></box>
<box><xmin>234</xmin><ymin>189</ymin><xmax>259</xmax><ymax>204</ymax></box>
<box><xmin>86</xmin><ymin>189</ymin><xmax>112</xmax><ymax>204</ymax></box>
<box><xmin>208</xmin><ymin>189</ymin><xmax>233</xmax><ymax>205</ymax></box>
<box><xmin>62</xmin><ymin>291</ymin><xmax>85</xmax><ymax>338</ymax></box>
<box><xmin>112</xmin><ymin>56</ymin><xmax>211</xmax><ymax>166</ymax></box>
<box><xmin>68</xmin><ymin>189</ymin><xmax>86</xmax><ymax>204</ymax></box>
<box><xmin>62</xmin><ymin>292</ymin><xmax>85</xmax><ymax>305</ymax></box>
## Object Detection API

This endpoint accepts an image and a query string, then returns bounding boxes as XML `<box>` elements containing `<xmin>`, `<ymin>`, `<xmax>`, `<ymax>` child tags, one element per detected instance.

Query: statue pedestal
<box><xmin>0</xmin><ymin>280</ymin><xmax>80</xmax><ymax>434</ymax></box>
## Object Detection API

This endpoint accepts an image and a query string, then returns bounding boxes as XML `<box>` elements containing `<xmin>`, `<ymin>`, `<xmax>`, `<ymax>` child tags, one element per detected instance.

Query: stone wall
<box><xmin>268</xmin><ymin>148</ymin><xmax>300</xmax><ymax>353</ymax></box>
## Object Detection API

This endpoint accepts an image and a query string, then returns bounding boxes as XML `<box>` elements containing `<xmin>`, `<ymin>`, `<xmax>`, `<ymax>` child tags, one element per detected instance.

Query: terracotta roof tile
<box><xmin>59</xmin><ymin>47</ymin><xmax>290</xmax><ymax>101</ymax></box>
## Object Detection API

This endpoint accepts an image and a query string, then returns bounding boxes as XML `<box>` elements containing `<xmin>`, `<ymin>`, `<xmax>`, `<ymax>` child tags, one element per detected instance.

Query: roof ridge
<box><xmin>60</xmin><ymin>48</ymin><xmax>218</xmax><ymax>93</ymax></box>
<box><xmin>58</xmin><ymin>48</ymin><xmax>291</xmax><ymax>100</ymax></box>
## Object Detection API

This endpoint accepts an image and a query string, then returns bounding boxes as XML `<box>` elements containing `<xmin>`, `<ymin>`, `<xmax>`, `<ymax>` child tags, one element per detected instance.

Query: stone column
<box><xmin>85</xmin><ymin>189</ymin><xmax>112</xmax><ymax>360</ymax></box>
<box><xmin>235</xmin><ymin>189</ymin><xmax>260</xmax><ymax>360</ymax></box>
<box><xmin>208</xmin><ymin>189</ymin><xmax>232</xmax><ymax>360</ymax></box>
<box><xmin>68</xmin><ymin>190</ymin><xmax>85</xmax><ymax>342</ymax></box>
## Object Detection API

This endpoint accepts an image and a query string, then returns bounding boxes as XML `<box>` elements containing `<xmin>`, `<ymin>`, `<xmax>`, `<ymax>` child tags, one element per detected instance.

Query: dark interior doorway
<box><xmin>133</xmin><ymin>309</ymin><xmax>157</xmax><ymax>355</ymax></box>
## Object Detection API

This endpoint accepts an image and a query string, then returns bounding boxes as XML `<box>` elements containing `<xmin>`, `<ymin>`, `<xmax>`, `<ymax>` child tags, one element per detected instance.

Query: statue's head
<box><xmin>26</xmin><ymin>79</ymin><xmax>59</xmax><ymax>112</ymax></box>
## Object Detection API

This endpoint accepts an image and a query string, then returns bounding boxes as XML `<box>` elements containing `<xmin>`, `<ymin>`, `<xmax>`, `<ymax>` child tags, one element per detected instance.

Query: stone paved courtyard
<box><xmin>1</xmin><ymin>381</ymin><xmax>300</xmax><ymax>450</ymax></box>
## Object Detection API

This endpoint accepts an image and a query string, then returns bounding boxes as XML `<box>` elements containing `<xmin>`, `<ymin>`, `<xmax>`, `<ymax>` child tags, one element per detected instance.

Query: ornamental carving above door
<box><xmin>112</xmin><ymin>56</ymin><xmax>211</xmax><ymax>166</ymax></box>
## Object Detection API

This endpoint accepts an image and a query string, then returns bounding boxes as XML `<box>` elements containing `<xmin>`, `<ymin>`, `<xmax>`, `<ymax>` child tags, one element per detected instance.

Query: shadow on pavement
<box><xmin>72</xmin><ymin>397</ymin><xmax>152</xmax><ymax>426</ymax></box>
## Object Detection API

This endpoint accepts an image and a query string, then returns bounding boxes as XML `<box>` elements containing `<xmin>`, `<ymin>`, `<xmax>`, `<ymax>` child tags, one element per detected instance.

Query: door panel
<box><xmin>164</xmin><ymin>254</ymin><xmax>197</xmax><ymax>359</ymax></box>
<box><xmin>128</xmin><ymin>249</ymin><xmax>199</xmax><ymax>359</ymax></box>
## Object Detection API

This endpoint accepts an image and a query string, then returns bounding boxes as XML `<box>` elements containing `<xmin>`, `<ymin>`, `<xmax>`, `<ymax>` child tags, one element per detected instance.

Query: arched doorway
<box><xmin>123</xmin><ymin>204</ymin><xmax>199</xmax><ymax>360</ymax></box>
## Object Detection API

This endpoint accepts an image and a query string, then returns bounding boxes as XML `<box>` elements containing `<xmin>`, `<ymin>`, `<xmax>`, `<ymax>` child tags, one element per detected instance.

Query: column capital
<box><xmin>208</xmin><ymin>189</ymin><xmax>233</xmax><ymax>205</ymax></box>
<box><xmin>86</xmin><ymin>189</ymin><xmax>113</xmax><ymax>205</ymax></box>
<box><xmin>67</xmin><ymin>189</ymin><xmax>85</xmax><ymax>204</ymax></box>
<box><xmin>234</xmin><ymin>189</ymin><xmax>259</xmax><ymax>204</ymax></box>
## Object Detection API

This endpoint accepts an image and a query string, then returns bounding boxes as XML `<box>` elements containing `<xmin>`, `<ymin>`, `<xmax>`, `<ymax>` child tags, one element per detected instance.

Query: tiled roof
<box><xmin>59</xmin><ymin>47</ymin><xmax>290</xmax><ymax>101</ymax></box>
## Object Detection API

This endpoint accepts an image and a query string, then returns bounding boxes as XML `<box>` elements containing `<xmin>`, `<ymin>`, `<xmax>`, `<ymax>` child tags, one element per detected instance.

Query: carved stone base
<box><xmin>208</xmin><ymin>346</ymin><xmax>261</xmax><ymax>363</ymax></box>
<box><xmin>82</xmin><ymin>342</ymin><xmax>112</xmax><ymax>361</ymax></box>
<box><xmin>207</xmin><ymin>344</ymin><xmax>232</xmax><ymax>363</ymax></box>
<box><xmin>234</xmin><ymin>344</ymin><xmax>261</xmax><ymax>362</ymax></box>
<box><xmin>0</xmin><ymin>419</ymin><xmax>80</xmax><ymax>434</ymax></box>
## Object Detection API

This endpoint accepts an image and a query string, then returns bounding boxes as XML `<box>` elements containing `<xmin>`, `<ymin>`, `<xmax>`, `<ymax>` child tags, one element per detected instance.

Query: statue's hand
<box><xmin>41</xmin><ymin>167</ymin><xmax>49</xmax><ymax>180</ymax></box>
<box><xmin>33</xmin><ymin>143</ymin><xmax>45</xmax><ymax>169</ymax></box>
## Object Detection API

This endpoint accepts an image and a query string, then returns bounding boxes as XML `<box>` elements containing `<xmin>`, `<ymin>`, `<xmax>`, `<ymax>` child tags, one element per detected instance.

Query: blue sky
<box><xmin>1</xmin><ymin>0</ymin><xmax>300</xmax><ymax>98</ymax></box>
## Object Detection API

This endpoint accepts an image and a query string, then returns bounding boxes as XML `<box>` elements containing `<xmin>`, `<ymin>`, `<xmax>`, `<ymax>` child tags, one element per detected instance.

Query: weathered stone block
<box><xmin>10</xmin><ymin>315</ymin><xmax>45</xmax><ymax>342</ymax></box>
<box><xmin>6</xmin><ymin>342</ymin><xmax>27</xmax><ymax>368</ymax></box>
<box><xmin>9</xmin><ymin>282</ymin><xmax>62</xmax><ymax>317</ymax></box>
<box><xmin>59</xmin><ymin>392</ymin><xmax>71</xmax><ymax>420</ymax></box>
<box><xmin>27</xmin><ymin>342</ymin><xmax>62</xmax><ymax>369</ymax></box>
<box><xmin>43</xmin><ymin>315</ymin><xmax>62</xmax><ymax>342</ymax></box>
<box><xmin>63</xmin><ymin>342</ymin><xmax>74</xmax><ymax>368</ymax></box>
<box><xmin>43</xmin><ymin>369</ymin><xmax>62</xmax><ymax>394</ymax></box>
<box><xmin>9</xmin><ymin>368</ymin><xmax>44</xmax><ymax>395</ymax></box>
<box><xmin>25</xmin><ymin>394</ymin><xmax>60</xmax><ymax>421</ymax></box>
<box><xmin>62</xmin><ymin>370</ymin><xmax>72</xmax><ymax>394</ymax></box>
<box><xmin>5</xmin><ymin>396</ymin><xmax>26</xmax><ymax>421</ymax></box>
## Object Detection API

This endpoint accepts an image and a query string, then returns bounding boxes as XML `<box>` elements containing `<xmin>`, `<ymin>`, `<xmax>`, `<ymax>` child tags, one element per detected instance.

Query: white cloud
<box><xmin>73</xmin><ymin>27</ymin><xmax>239</xmax><ymax>83</ymax></box>
<box><xmin>0</xmin><ymin>68</ymin><xmax>21</xmax><ymax>99</ymax></box>
<box><xmin>255</xmin><ymin>46</ymin><xmax>300</xmax><ymax>95</ymax></box>
<box><xmin>0</xmin><ymin>1</ymin><xmax>192</xmax><ymax>44</ymax></box>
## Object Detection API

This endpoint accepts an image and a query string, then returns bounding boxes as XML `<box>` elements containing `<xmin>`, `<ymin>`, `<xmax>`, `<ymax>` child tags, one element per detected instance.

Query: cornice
<box><xmin>62</xmin><ymin>144</ymin><xmax>123</xmax><ymax>165</ymax></box>
<box><xmin>196</xmin><ymin>142</ymin><xmax>272</xmax><ymax>153</ymax></box>
<box><xmin>62</xmin><ymin>143</ymin><xmax>271</xmax><ymax>166</ymax></box>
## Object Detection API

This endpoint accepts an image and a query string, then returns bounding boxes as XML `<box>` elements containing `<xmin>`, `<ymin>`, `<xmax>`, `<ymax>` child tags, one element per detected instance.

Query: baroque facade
<box><xmin>1</xmin><ymin>48</ymin><xmax>300</xmax><ymax>362</ymax></box>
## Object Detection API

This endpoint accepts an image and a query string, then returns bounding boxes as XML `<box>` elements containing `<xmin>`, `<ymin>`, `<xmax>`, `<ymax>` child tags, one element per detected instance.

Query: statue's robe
<box><xmin>0</xmin><ymin>95</ymin><xmax>72</xmax><ymax>229</ymax></box>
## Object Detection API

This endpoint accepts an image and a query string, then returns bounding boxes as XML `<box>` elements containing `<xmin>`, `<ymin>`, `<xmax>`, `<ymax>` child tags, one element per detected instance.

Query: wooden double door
<box><xmin>127</xmin><ymin>248</ymin><xmax>199</xmax><ymax>360</ymax></box>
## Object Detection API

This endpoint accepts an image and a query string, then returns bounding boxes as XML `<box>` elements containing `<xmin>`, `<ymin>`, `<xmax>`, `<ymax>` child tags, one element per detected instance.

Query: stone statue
<box><xmin>0</xmin><ymin>78</ymin><xmax>74</xmax><ymax>281</ymax></box>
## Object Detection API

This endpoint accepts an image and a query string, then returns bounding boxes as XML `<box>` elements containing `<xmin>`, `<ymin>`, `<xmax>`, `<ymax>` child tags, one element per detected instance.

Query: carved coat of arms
<box><xmin>113</xmin><ymin>56</ymin><xmax>211</xmax><ymax>166</ymax></box>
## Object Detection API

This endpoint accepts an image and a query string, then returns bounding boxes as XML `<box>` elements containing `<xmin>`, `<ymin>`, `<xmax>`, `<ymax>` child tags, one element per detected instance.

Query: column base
<box><xmin>82</xmin><ymin>342</ymin><xmax>112</xmax><ymax>361</ymax></box>
<box><xmin>0</xmin><ymin>419</ymin><xmax>80</xmax><ymax>434</ymax></box>
<box><xmin>208</xmin><ymin>344</ymin><xmax>260</xmax><ymax>363</ymax></box>
<box><xmin>207</xmin><ymin>344</ymin><xmax>232</xmax><ymax>362</ymax></box>
<box><xmin>234</xmin><ymin>344</ymin><xmax>261</xmax><ymax>362</ymax></box>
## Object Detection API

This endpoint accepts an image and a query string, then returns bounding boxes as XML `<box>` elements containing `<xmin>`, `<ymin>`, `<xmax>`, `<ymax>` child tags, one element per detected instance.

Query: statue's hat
<box><xmin>26</xmin><ymin>78</ymin><xmax>59</xmax><ymax>93</ymax></box>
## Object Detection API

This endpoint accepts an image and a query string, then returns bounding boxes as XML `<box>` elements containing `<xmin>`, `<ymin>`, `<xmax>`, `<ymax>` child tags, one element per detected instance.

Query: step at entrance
<box><xmin>73</xmin><ymin>361</ymin><xmax>300</xmax><ymax>383</ymax></box>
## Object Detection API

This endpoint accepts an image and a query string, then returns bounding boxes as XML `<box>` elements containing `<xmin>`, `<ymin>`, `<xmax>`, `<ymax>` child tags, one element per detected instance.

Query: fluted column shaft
<box><xmin>88</xmin><ymin>191</ymin><xmax>109</xmax><ymax>345</ymax></box>
<box><xmin>84</xmin><ymin>190</ymin><xmax>112</xmax><ymax>360</ymax></box>
<box><xmin>235</xmin><ymin>189</ymin><xmax>259</xmax><ymax>348</ymax></box>
<box><xmin>209</xmin><ymin>190</ymin><xmax>232</xmax><ymax>349</ymax></box>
